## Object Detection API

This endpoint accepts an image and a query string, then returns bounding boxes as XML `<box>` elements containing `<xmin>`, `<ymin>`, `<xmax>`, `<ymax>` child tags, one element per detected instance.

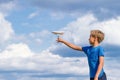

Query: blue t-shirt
<box><xmin>82</xmin><ymin>46</ymin><xmax>104</xmax><ymax>78</ymax></box>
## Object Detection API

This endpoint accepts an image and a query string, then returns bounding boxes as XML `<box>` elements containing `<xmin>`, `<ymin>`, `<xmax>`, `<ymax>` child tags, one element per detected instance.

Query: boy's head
<box><xmin>89</xmin><ymin>30</ymin><xmax>104</xmax><ymax>45</ymax></box>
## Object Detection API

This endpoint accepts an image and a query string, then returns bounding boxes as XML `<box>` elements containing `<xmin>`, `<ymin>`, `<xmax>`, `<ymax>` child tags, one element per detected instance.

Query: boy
<box><xmin>57</xmin><ymin>30</ymin><xmax>107</xmax><ymax>80</ymax></box>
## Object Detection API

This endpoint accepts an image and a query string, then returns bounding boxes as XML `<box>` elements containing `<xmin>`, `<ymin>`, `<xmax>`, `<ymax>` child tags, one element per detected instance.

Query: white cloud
<box><xmin>28</xmin><ymin>11</ymin><xmax>39</xmax><ymax>19</ymax></box>
<box><xmin>0</xmin><ymin>12</ymin><xmax>119</xmax><ymax>80</ymax></box>
<box><xmin>104</xmin><ymin>57</ymin><xmax>120</xmax><ymax>80</ymax></box>
<box><xmin>56</xmin><ymin>14</ymin><xmax>120</xmax><ymax>46</ymax></box>
<box><xmin>0</xmin><ymin>13</ymin><xmax>14</xmax><ymax>44</ymax></box>
<box><xmin>0</xmin><ymin>43</ymin><xmax>119</xmax><ymax>80</ymax></box>
<box><xmin>48</xmin><ymin>13</ymin><xmax>120</xmax><ymax>79</ymax></box>
<box><xmin>0</xmin><ymin>43</ymin><xmax>88</xmax><ymax>75</ymax></box>
<box><xmin>99</xmin><ymin>17</ymin><xmax>120</xmax><ymax>45</ymax></box>
<box><xmin>0</xmin><ymin>0</ymin><xmax>16</xmax><ymax>15</ymax></box>
<box><xmin>0</xmin><ymin>43</ymin><xmax>33</xmax><ymax>58</ymax></box>
<box><xmin>49</xmin><ymin>13</ymin><xmax>120</xmax><ymax>59</ymax></box>
<box><xmin>0</xmin><ymin>43</ymin><xmax>34</xmax><ymax>69</ymax></box>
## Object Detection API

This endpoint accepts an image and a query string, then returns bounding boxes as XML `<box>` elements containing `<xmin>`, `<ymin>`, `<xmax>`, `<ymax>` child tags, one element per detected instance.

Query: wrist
<box><xmin>61</xmin><ymin>40</ymin><xmax>65</xmax><ymax>43</ymax></box>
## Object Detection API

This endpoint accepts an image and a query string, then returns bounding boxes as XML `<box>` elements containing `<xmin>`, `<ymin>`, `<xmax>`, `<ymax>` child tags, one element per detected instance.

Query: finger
<box><xmin>56</xmin><ymin>38</ymin><xmax>59</xmax><ymax>42</ymax></box>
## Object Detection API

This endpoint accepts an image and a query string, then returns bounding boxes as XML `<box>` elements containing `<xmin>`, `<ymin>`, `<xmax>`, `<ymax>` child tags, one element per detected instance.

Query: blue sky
<box><xmin>0</xmin><ymin>0</ymin><xmax>120</xmax><ymax>80</ymax></box>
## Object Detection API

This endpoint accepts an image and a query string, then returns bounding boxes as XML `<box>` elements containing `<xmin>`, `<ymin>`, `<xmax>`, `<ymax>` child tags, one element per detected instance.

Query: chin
<box><xmin>89</xmin><ymin>42</ymin><xmax>93</xmax><ymax>46</ymax></box>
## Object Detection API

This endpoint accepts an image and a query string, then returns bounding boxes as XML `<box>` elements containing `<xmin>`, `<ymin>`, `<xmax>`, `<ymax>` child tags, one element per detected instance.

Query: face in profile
<box><xmin>89</xmin><ymin>35</ymin><xmax>95</xmax><ymax>45</ymax></box>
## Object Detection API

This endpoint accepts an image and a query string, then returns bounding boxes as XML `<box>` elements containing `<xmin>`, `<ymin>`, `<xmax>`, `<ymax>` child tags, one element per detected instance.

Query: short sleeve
<box><xmin>82</xmin><ymin>46</ymin><xmax>91</xmax><ymax>55</ymax></box>
<box><xmin>98</xmin><ymin>47</ymin><xmax>104</xmax><ymax>57</ymax></box>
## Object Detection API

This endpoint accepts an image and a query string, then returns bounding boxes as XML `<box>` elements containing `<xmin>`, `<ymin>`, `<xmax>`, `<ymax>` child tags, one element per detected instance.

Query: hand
<box><xmin>94</xmin><ymin>76</ymin><xmax>98</xmax><ymax>80</ymax></box>
<box><xmin>56</xmin><ymin>37</ymin><xmax>64</xmax><ymax>43</ymax></box>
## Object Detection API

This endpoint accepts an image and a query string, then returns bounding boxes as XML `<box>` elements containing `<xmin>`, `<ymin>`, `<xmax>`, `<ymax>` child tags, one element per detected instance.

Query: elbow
<box><xmin>73</xmin><ymin>47</ymin><xmax>82</xmax><ymax>51</ymax></box>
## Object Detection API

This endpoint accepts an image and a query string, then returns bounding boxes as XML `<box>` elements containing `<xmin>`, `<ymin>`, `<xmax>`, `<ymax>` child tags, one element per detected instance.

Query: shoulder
<box><xmin>82</xmin><ymin>46</ymin><xmax>92</xmax><ymax>49</ymax></box>
<box><xmin>82</xmin><ymin>46</ymin><xmax>92</xmax><ymax>52</ymax></box>
<box><xmin>82</xmin><ymin>46</ymin><xmax>92</xmax><ymax>48</ymax></box>
<box><xmin>98</xmin><ymin>46</ymin><xmax>104</xmax><ymax>51</ymax></box>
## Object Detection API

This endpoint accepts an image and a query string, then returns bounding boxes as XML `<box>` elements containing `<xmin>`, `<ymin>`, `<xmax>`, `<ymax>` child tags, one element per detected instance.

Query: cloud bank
<box><xmin>0</xmin><ymin>43</ymin><xmax>119</xmax><ymax>80</ymax></box>
<box><xmin>50</xmin><ymin>14</ymin><xmax>120</xmax><ymax>57</ymax></box>
<box><xmin>0</xmin><ymin>43</ymin><xmax>89</xmax><ymax>80</ymax></box>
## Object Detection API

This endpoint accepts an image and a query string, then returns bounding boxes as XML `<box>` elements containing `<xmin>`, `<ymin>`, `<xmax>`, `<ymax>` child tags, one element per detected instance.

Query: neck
<box><xmin>93</xmin><ymin>42</ymin><xmax>99</xmax><ymax>47</ymax></box>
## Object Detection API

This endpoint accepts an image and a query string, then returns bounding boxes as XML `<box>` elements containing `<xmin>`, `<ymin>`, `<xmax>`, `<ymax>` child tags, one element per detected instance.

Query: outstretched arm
<box><xmin>57</xmin><ymin>37</ymin><xmax>82</xmax><ymax>51</ymax></box>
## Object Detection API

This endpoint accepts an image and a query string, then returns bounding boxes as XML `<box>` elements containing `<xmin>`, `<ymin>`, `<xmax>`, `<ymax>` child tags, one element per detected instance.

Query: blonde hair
<box><xmin>90</xmin><ymin>30</ymin><xmax>105</xmax><ymax>43</ymax></box>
